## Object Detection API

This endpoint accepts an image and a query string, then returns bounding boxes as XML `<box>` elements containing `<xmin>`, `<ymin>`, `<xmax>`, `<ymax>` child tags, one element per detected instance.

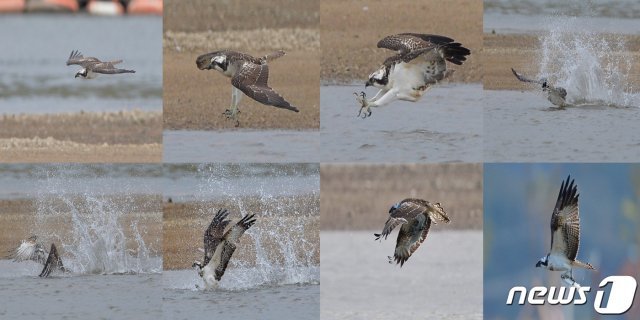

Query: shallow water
<box><xmin>320</xmin><ymin>230</ymin><xmax>483</xmax><ymax>320</ymax></box>
<box><xmin>163</xmin><ymin>269</ymin><xmax>319</xmax><ymax>320</ymax></box>
<box><xmin>163</xmin><ymin>130</ymin><xmax>320</xmax><ymax>163</ymax></box>
<box><xmin>0</xmin><ymin>15</ymin><xmax>162</xmax><ymax>113</ymax></box>
<box><xmin>320</xmin><ymin>84</ymin><xmax>483</xmax><ymax>162</ymax></box>
<box><xmin>484</xmin><ymin>90</ymin><xmax>640</xmax><ymax>161</ymax></box>
<box><xmin>0</xmin><ymin>260</ymin><xmax>161</xmax><ymax>320</ymax></box>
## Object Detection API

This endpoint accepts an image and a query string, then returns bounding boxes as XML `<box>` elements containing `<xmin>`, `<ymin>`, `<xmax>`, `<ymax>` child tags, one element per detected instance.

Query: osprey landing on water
<box><xmin>66</xmin><ymin>50</ymin><xmax>135</xmax><ymax>79</ymax></box>
<box><xmin>196</xmin><ymin>49</ymin><xmax>300</xmax><ymax>127</ymax></box>
<box><xmin>354</xmin><ymin>33</ymin><xmax>471</xmax><ymax>118</ymax></box>
<box><xmin>511</xmin><ymin>68</ymin><xmax>569</xmax><ymax>108</ymax></box>
<box><xmin>6</xmin><ymin>236</ymin><xmax>66</xmax><ymax>278</ymax></box>
<box><xmin>374</xmin><ymin>198</ymin><xmax>450</xmax><ymax>266</ymax></box>
<box><xmin>192</xmin><ymin>208</ymin><xmax>257</xmax><ymax>289</ymax></box>
<box><xmin>536</xmin><ymin>176</ymin><xmax>595</xmax><ymax>287</ymax></box>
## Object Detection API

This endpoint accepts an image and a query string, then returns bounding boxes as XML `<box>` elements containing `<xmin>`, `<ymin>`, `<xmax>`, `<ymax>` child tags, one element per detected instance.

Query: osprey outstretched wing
<box><xmin>66</xmin><ymin>50</ymin><xmax>135</xmax><ymax>79</ymax></box>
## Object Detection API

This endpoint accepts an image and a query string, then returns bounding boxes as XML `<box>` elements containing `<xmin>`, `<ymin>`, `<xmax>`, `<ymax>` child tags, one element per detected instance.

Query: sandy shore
<box><xmin>0</xmin><ymin>111</ymin><xmax>162</xmax><ymax>163</ymax></box>
<box><xmin>163</xmin><ymin>0</ymin><xmax>319</xmax><ymax>130</ymax></box>
<box><xmin>163</xmin><ymin>196</ymin><xmax>320</xmax><ymax>270</ymax></box>
<box><xmin>320</xmin><ymin>163</ymin><xmax>483</xmax><ymax>230</ymax></box>
<box><xmin>0</xmin><ymin>197</ymin><xmax>162</xmax><ymax>258</ymax></box>
<box><xmin>320</xmin><ymin>0</ymin><xmax>482</xmax><ymax>84</ymax></box>
<box><xmin>484</xmin><ymin>33</ymin><xmax>640</xmax><ymax>90</ymax></box>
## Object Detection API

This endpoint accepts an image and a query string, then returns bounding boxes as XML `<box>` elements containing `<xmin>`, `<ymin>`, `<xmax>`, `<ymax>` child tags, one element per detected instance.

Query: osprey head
<box><xmin>388</xmin><ymin>202</ymin><xmax>401</xmax><ymax>213</ymax></box>
<box><xmin>196</xmin><ymin>52</ymin><xmax>227</xmax><ymax>72</ymax></box>
<box><xmin>536</xmin><ymin>255</ymin><xmax>548</xmax><ymax>268</ymax></box>
<box><xmin>192</xmin><ymin>261</ymin><xmax>204</xmax><ymax>277</ymax></box>
<box><xmin>75</xmin><ymin>68</ymin><xmax>88</xmax><ymax>78</ymax></box>
<box><xmin>366</xmin><ymin>67</ymin><xmax>387</xmax><ymax>88</ymax></box>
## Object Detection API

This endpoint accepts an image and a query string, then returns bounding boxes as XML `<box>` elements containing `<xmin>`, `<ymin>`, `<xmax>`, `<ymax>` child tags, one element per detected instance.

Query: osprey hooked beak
<box><xmin>365</xmin><ymin>79</ymin><xmax>373</xmax><ymax>88</ymax></box>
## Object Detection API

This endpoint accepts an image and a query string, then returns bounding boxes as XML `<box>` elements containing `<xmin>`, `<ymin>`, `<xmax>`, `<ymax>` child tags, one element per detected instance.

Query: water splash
<box><xmin>33</xmin><ymin>165</ymin><xmax>162</xmax><ymax>275</ymax></box>
<box><xmin>194</xmin><ymin>164</ymin><xmax>320</xmax><ymax>290</ymax></box>
<box><xmin>538</xmin><ymin>16</ymin><xmax>639</xmax><ymax>107</ymax></box>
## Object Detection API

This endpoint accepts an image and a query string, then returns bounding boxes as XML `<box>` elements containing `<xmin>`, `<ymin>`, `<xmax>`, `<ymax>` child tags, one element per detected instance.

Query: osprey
<box><xmin>536</xmin><ymin>176</ymin><xmax>595</xmax><ymax>287</ymax></box>
<box><xmin>66</xmin><ymin>50</ymin><xmax>136</xmax><ymax>79</ymax></box>
<box><xmin>511</xmin><ymin>68</ymin><xmax>569</xmax><ymax>108</ymax></box>
<box><xmin>374</xmin><ymin>198</ymin><xmax>450</xmax><ymax>266</ymax></box>
<box><xmin>354</xmin><ymin>33</ymin><xmax>471</xmax><ymax>118</ymax></box>
<box><xmin>7</xmin><ymin>236</ymin><xmax>66</xmax><ymax>278</ymax></box>
<box><xmin>196</xmin><ymin>49</ymin><xmax>299</xmax><ymax>126</ymax></box>
<box><xmin>192</xmin><ymin>208</ymin><xmax>257</xmax><ymax>289</ymax></box>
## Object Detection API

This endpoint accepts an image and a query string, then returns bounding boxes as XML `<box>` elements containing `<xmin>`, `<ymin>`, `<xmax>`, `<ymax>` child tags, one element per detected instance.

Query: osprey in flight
<box><xmin>7</xmin><ymin>236</ymin><xmax>66</xmax><ymax>278</ymax></box>
<box><xmin>192</xmin><ymin>208</ymin><xmax>257</xmax><ymax>289</ymax></box>
<box><xmin>511</xmin><ymin>68</ymin><xmax>569</xmax><ymax>108</ymax></box>
<box><xmin>374</xmin><ymin>198</ymin><xmax>450</xmax><ymax>266</ymax></box>
<box><xmin>536</xmin><ymin>176</ymin><xmax>595</xmax><ymax>287</ymax></box>
<box><xmin>355</xmin><ymin>33</ymin><xmax>471</xmax><ymax>118</ymax></box>
<box><xmin>66</xmin><ymin>50</ymin><xmax>136</xmax><ymax>79</ymax></box>
<box><xmin>196</xmin><ymin>49</ymin><xmax>299</xmax><ymax>126</ymax></box>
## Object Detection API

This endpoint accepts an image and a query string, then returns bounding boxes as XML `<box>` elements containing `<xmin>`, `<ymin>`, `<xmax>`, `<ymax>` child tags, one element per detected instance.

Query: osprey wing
<box><xmin>214</xmin><ymin>214</ymin><xmax>257</xmax><ymax>280</ymax></box>
<box><xmin>374</xmin><ymin>199</ymin><xmax>427</xmax><ymax>240</ymax></box>
<box><xmin>91</xmin><ymin>62</ymin><xmax>135</xmax><ymax>74</ymax></box>
<box><xmin>231</xmin><ymin>62</ymin><xmax>299</xmax><ymax>112</ymax></box>
<box><xmin>549</xmin><ymin>176</ymin><xmax>580</xmax><ymax>261</ymax></box>
<box><xmin>66</xmin><ymin>50</ymin><xmax>100</xmax><ymax>67</ymax></box>
<box><xmin>393</xmin><ymin>216</ymin><xmax>431</xmax><ymax>267</ymax></box>
<box><xmin>377</xmin><ymin>33</ymin><xmax>454</xmax><ymax>54</ymax></box>
<box><xmin>39</xmin><ymin>243</ymin><xmax>64</xmax><ymax>278</ymax></box>
<box><xmin>203</xmin><ymin>209</ymin><xmax>231</xmax><ymax>266</ymax></box>
<box><xmin>511</xmin><ymin>68</ymin><xmax>545</xmax><ymax>85</ymax></box>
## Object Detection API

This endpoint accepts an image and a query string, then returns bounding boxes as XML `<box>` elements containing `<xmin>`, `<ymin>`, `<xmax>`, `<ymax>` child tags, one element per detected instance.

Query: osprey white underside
<box><xmin>368</xmin><ymin>59</ymin><xmax>443</xmax><ymax>108</ymax></box>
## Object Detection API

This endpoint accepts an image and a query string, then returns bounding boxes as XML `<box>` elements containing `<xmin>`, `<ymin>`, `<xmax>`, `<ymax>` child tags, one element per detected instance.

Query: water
<box><xmin>484</xmin><ymin>0</ymin><xmax>640</xmax><ymax>34</ymax></box>
<box><xmin>0</xmin><ymin>262</ymin><xmax>161</xmax><ymax>320</ymax></box>
<box><xmin>321</xmin><ymin>230</ymin><xmax>483</xmax><ymax>320</ymax></box>
<box><xmin>483</xmin><ymin>90</ymin><xmax>640</xmax><ymax>162</ymax></box>
<box><xmin>320</xmin><ymin>84</ymin><xmax>483</xmax><ymax>162</ymax></box>
<box><xmin>163</xmin><ymin>130</ymin><xmax>320</xmax><ymax>163</ymax></box>
<box><xmin>0</xmin><ymin>15</ymin><xmax>162</xmax><ymax>113</ymax></box>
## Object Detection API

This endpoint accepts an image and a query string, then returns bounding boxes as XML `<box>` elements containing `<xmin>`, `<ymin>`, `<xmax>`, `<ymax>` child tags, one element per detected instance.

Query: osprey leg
<box><xmin>223</xmin><ymin>87</ymin><xmax>242</xmax><ymax>126</ymax></box>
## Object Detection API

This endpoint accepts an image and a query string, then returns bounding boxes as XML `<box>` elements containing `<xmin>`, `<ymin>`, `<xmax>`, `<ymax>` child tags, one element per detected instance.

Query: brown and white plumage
<box><xmin>193</xmin><ymin>208</ymin><xmax>257</xmax><ymax>289</ymax></box>
<box><xmin>39</xmin><ymin>243</ymin><xmax>66</xmax><ymax>278</ymax></box>
<box><xmin>374</xmin><ymin>198</ymin><xmax>450</xmax><ymax>266</ymax></box>
<box><xmin>66</xmin><ymin>50</ymin><xmax>135</xmax><ymax>79</ymax></box>
<box><xmin>6</xmin><ymin>235</ymin><xmax>48</xmax><ymax>264</ymax></box>
<box><xmin>536</xmin><ymin>176</ymin><xmax>595</xmax><ymax>287</ymax></box>
<box><xmin>196</xmin><ymin>49</ymin><xmax>298</xmax><ymax>126</ymax></box>
<box><xmin>355</xmin><ymin>33</ymin><xmax>471</xmax><ymax>118</ymax></box>
<box><xmin>511</xmin><ymin>68</ymin><xmax>569</xmax><ymax>108</ymax></box>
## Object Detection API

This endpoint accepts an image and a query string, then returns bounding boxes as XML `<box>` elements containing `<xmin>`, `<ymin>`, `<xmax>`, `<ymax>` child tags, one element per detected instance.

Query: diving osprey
<box><xmin>196</xmin><ymin>49</ymin><xmax>299</xmax><ymax>126</ymax></box>
<box><xmin>7</xmin><ymin>236</ymin><xmax>66</xmax><ymax>278</ymax></box>
<box><xmin>511</xmin><ymin>68</ymin><xmax>569</xmax><ymax>108</ymax></box>
<box><xmin>192</xmin><ymin>208</ymin><xmax>257</xmax><ymax>289</ymax></box>
<box><xmin>355</xmin><ymin>33</ymin><xmax>471</xmax><ymax>118</ymax></box>
<box><xmin>374</xmin><ymin>198</ymin><xmax>450</xmax><ymax>266</ymax></box>
<box><xmin>66</xmin><ymin>50</ymin><xmax>136</xmax><ymax>79</ymax></box>
<box><xmin>536</xmin><ymin>176</ymin><xmax>595</xmax><ymax>287</ymax></box>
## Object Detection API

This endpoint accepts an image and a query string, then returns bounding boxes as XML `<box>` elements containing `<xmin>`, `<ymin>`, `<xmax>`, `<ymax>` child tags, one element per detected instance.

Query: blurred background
<box><xmin>484</xmin><ymin>163</ymin><xmax>640</xmax><ymax>319</ymax></box>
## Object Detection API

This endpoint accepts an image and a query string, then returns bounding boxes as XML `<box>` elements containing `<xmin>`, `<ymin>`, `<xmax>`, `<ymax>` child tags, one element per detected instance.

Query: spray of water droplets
<box><xmin>538</xmin><ymin>16</ymin><xmax>639</xmax><ymax>107</ymax></box>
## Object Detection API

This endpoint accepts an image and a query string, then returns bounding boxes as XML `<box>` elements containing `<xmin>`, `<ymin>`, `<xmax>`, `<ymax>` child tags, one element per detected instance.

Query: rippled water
<box><xmin>0</xmin><ymin>15</ymin><xmax>162</xmax><ymax>113</ymax></box>
<box><xmin>320</xmin><ymin>84</ymin><xmax>483</xmax><ymax>162</ymax></box>
<box><xmin>484</xmin><ymin>90</ymin><xmax>640</xmax><ymax>162</ymax></box>
<box><xmin>321</xmin><ymin>230</ymin><xmax>483</xmax><ymax>320</ymax></box>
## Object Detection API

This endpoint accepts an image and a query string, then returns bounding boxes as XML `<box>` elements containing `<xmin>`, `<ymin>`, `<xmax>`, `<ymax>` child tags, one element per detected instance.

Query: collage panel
<box><xmin>320</xmin><ymin>163</ymin><xmax>483</xmax><ymax>319</ymax></box>
<box><xmin>162</xmin><ymin>0</ymin><xmax>320</xmax><ymax>163</ymax></box>
<box><xmin>0</xmin><ymin>164</ymin><xmax>163</xmax><ymax>318</ymax></box>
<box><xmin>0</xmin><ymin>11</ymin><xmax>162</xmax><ymax>163</ymax></box>
<box><xmin>484</xmin><ymin>163</ymin><xmax>640</xmax><ymax>318</ymax></box>
<box><xmin>162</xmin><ymin>164</ymin><xmax>320</xmax><ymax>319</ymax></box>
<box><xmin>483</xmin><ymin>1</ymin><xmax>640</xmax><ymax>161</ymax></box>
<box><xmin>320</xmin><ymin>0</ymin><xmax>483</xmax><ymax>162</ymax></box>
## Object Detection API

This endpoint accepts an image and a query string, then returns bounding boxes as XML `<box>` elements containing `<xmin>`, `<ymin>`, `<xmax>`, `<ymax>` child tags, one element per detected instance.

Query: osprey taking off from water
<box><xmin>196</xmin><ymin>49</ymin><xmax>299</xmax><ymax>126</ymax></box>
<box><xmin>374</xmin><ymin>198</ymin><xmax>450</xmax><ymax>266</ymax></box>
<box><xmin>511</xmin><ymin>68</ymin><xmax>569</xmax><ymax>108</ymax></box>
<box><xmin>354</xmin><ymin>33</ymin><xmax>471</xmax><ymax>118</ymax></box>
<box><xmin>66</xmin><ymin>50</ymin><xmax>136</xmax><ymax>79</ymax></box>
<box><xmin>536</xmin><ymin>176</ymin><xmax>595</xmax><ymax>287</ymax></box>
<box><xmin>192</xmin><ymin>208</ymin><xmax>257</xmax><ymax>289</ymax></box>
<box><xmin>7</xmin><ymin>236</ymin><xmax>66</xmax><ymax>278</ymax></box>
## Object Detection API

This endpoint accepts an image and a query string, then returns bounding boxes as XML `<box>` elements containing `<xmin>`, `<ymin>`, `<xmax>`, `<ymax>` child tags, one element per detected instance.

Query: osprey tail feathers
<box><xmin>261</xmin><ymin>50</ymin><xmax>286</xmax><ymax>64</ymax></box>
<box><xmin>439</xmin><ymin>42</ymin><xmax>471</xmax><ymax>65</ymax></box>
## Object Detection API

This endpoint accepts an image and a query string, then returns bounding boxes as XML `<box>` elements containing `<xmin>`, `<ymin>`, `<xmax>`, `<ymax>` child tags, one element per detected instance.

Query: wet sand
<box><xmin>163</xmin><ymin>196</ymin><xmax>320</xmax><ymax>270</ymax></box>
<box><xmin>320</xmin><ymin>164</ymin><xmax>483</xmax><ymax>230</ymax></box>
<box><xmin>0</xmin><ymin>197</ymin><xmax>162</xmax><ymax>258</ymax></box>
<box><xmin>484</xmin><ymin>33</ymin><xmax>640</xmax><ymax>90</ymax></box>
<box><xmin>0</xmin><ymin>111</ymin><xmax>162</xmax><ymax>163</ymax></box>
<box><xmin>320</xmin><ymin>0</ymin><xmax>482</xmax><ymax>84</ymax></box>
<box><xmin>163</xmin><ymin>0</ymin><xmax>319</xmax><ymax>130</ymax></box>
